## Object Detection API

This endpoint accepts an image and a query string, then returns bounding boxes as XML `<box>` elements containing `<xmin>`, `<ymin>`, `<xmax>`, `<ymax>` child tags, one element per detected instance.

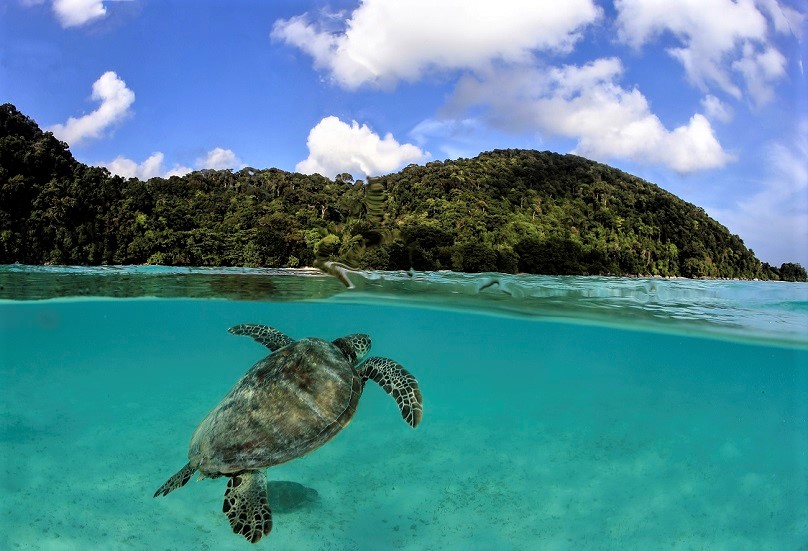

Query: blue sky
<box><xmin>1</xmin><ymin>0</ymin><xmax>806</xmax><ymax>266</ymax></box>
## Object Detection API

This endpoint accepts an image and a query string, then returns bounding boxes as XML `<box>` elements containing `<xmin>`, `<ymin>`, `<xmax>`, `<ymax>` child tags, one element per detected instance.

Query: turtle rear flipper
<box><xmin>229</xmin><ymin>324</ymin><xmax>293</xmax><ymax>351</ymax></box>
<box><xmin>154</xmin><ymin>462</ymin><xmax>196</xmax><ymax>497</ymax></box>
<box><xmin>361</xmin><ymin>357</ymin><xmax>423</xmax><ymax>428</ymax></box>
<box><xmin>223</xmin><ymin>471</ymin><xmax>273</xmax><ymax>544</ymax></box>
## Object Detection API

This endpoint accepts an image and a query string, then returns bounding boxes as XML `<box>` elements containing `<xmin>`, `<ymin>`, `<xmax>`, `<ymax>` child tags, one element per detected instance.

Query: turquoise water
<box><xmin>1</xmin><ymin>267</ymin><xmax>806</xmax><ymax>550</ymax></box>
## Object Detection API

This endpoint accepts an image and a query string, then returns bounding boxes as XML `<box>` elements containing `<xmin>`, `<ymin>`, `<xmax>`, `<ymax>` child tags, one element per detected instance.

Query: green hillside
<box><xmin>1</xmin><ymin>103</ymin><xmax>801</xmax><ymax>279</ymax></box>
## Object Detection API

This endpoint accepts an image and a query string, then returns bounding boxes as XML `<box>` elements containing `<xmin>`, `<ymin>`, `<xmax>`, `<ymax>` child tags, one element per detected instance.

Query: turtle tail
<box><xmin>154</xmin><ymin>462</ymin><xmax>196</xmax><ymax>498</ymax></box>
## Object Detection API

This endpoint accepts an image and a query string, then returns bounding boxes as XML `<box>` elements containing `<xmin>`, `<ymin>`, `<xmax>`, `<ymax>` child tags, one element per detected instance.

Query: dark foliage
<box><xmin>0</xmin><ymin>103</ymin><xmax>797</xmax><ymax>279</ymax></box>
<box><xmin>777</xmin><ymin>262</ymin><xmax>807</xmax><ymax>282</ymax></box>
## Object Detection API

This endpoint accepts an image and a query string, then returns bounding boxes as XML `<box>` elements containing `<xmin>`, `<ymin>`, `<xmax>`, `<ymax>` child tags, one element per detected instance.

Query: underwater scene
<box><xmin>1</xmin><ymin>265</ymin><xmax>807</xmax><ymax>550</ymax></box>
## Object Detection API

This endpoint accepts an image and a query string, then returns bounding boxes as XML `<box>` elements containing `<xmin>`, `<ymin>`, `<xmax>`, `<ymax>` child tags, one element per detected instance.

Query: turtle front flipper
<box><xmin>223</xmin><ymin>470</ymin><xmax>273</xmax><ymax>544</ymax></box>
<box><xmin>228</xmin><ymin>324</ymin><xmax>294</xmax><ymax>351</ymax></box>
<box><xmin>154</xmin><ymin>462</ymin><xmax>196</xmax><ymax>497</ymax></box>
<box><xmin>360</xmin><ymin>357</ymin><xmax>423</xmax><ymax>428</ymax></box>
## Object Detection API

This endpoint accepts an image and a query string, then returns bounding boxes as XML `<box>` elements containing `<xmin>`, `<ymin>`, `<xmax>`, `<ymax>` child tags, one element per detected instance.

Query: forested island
<box><xmin>1</xmin><ymin>103</ymin><xmax>805</xmax><ymax>280</ymax></box>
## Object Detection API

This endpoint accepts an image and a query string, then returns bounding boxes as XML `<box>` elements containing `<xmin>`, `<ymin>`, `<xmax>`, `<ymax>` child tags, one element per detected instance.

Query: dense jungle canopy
<box><xmin>1</xmin><ymin>103</ymin><xmax>805</xmax><ymax>280</ymax></box>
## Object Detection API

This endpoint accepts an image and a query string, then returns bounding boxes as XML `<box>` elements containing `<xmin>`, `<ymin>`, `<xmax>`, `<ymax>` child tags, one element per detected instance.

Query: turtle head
<box><xmin>332</xmin><ymin>334</ymin><xmax>371</xmax><ymax>365</ymax></box>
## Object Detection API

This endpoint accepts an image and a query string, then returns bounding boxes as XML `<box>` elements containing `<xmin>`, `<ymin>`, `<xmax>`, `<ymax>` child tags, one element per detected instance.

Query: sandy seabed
<box><xmin>2</xmin><ymin>300</ymin><xmax>806</xmax><ymax>550</ymax></box>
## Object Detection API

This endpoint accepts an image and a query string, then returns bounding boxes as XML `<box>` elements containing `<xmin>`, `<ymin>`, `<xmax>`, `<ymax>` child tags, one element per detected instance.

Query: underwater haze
<box><xmin>1</xmin><ymin>266</ymin><xmax>806</xmax><ymax>550</ymax></box>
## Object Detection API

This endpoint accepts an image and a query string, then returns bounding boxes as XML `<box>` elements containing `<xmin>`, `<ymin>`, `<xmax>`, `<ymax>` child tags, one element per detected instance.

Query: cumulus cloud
<box><xmin>614</xmin><ymin>0</ymin><xmax>792</xmax><ymax>106</ymax></box>
<box><xmin>23</xmin><ymin>0</ymin><xmax>108</xmax><ymax>27</ymax></box>
<box><xmin>104</xmin><ymin>152</ymin><xmax>191</xmax><ymax>180</ymax></box>
<box><xmin>163</xmin><ymin>165</ymin><xmax>194</xmax><ymax>178</ymax></box>
<box><xmin>272</xmin><ymin>0</ymin><xmax>601</xmax><ymax>89</ymax></box>
<box><xmin>48</xmin><ymin>71</ymin><xmax>134</xmax><ymax>145</ymax></box>
<box><xmin>731</xmin><ymin>43</ymin><xmax>787</xmax><ymax>106</ymax></box>
<box><xmin>701</xmin><ymin>95</ymin><xmax>734</xmax><ymax>123</ymax></box>
<box><xmin>105</xmin><ymin>152</ymin><xmax>164</xmax><ymax>180</ymax></box>
<box><xmin>409</xmin><ymin>118</ymin><xmax>491</xmax><ymax>158</ymax></box>
<box><xmin>198</xmin><ymin>147</ymin><xmax>242</xmax><ymax>170</ymax></box>
<box><xmin>757</xmin><ymin>0</ymin><xmax>806</xmax><ymax>37</ymax></box>
<box><xmin>707</xmin><ymin>121</ymin><xmax>808</xmax><ymax>266</ymax></box>
<box><xmin>103</xmin><ymin>147</ymin><xmax>241</xmax><ymax>180</ymax></box>
<box><xmin>296</xmin><ymin>116</ymin><xmax>426</xmax><ymax>178</ymax></box>
<box><xmin>52</xmin><ymin>0</ymin><xmax>106</xmax><ymax>27</ymax></box>
<box><xmin>449</xmin><ymin>58</ymin><xmax>733</xmax><ymax>173</ymax></box>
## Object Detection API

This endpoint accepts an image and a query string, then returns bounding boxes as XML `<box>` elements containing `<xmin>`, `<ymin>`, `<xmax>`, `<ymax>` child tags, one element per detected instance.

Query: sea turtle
<box><xmin>153</xmin><ymin>324</ymin><xmax>423</xmax><ymax>543</ymax></box>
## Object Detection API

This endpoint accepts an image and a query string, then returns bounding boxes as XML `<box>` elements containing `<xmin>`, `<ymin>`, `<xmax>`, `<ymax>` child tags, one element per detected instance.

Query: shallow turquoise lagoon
<box><xmin>1</xmin><ymin>267</ymin><xmax>806</xmax><ymax>550</ymax></box>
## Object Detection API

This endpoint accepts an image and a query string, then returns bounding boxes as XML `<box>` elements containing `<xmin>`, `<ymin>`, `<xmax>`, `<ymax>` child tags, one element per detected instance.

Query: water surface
<box><xmin>1</xmin><ymin>266</ymin><xmax>806</xmax><ymax>550</ymax></box>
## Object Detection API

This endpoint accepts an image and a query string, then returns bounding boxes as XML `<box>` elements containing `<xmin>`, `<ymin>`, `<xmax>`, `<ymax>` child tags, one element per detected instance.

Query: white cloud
<box><xmin>707</xmin><ymin>121</ymin><xmax>808</xmax><ymax>266</ymax></box>
<box><xmin>52</xmin><ymin>0</ymin><xmax>106</xmax><ymax>27</ymax></box>
<box><xmin>756</xmin><ymin>0</ymin><xmax>806</xmax><ymax>38</ymax></box>
<box><xmin>731</xmin><ymin>43</ymin><xmax>787</xmax><ymax>106</ymax></box>
<box><xmin>164</xmin><ymin>164</ymin><xmax>194</xmax><ymax>178</ymax></box>
<box><xmin>105</xmin><ymin>152</ymin><xmax>160</xmax><ymax>180</ymax></box>
<box><xmin>23</xmin><ymin>0</ymin><xmax>123</xmax><ymax>28</ymax></box>
<box><xmin>48</xmin><ymin>71</ymin><xmax>134</xmax><ymax>145</ymax></box>
<box><xmin>410</xmin><ymin>118</ymin><xmax>487</xmax><ymax>158</ymax></box>
<box><xmin>701</xmin><ymin>95</ymin><xmax>734</xmax><ymax>123</ymax></box>
<box><xmin>103</xmin><ymin>152</ymin><xmax>191</xmax><ymax>180</ymax></box>
<box><xmin>272</xmin><ymin>0</ymin><xmax>601</xmax><ymax>89</ymax></box>
<box><xmin>297</xmin><ymin>116</ymin><xmax>426</xmax><ymax>178</ymax></box>
<box><xmin>409</xmin><ymin>117</ymin><xmax>531</xmax><ymax>160</ymax></box>
<box><xmin>449</xmin><ymin>58</ymin><xmax>733</xmax><ymax>173</ymax></box>
<box><xmin>614</xmin><ymin>0</ymin><xmax>793</xmax><ymax>106</ymax></box>
<box><xmin>197</xmin><ymin>147</ymin><xmax>242</xmax><ymax>170</ymax></box>
<box><xmin>103</xmin><ymin>147</ymin><xmax>242</xmax><ymax>179</ymax></box>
